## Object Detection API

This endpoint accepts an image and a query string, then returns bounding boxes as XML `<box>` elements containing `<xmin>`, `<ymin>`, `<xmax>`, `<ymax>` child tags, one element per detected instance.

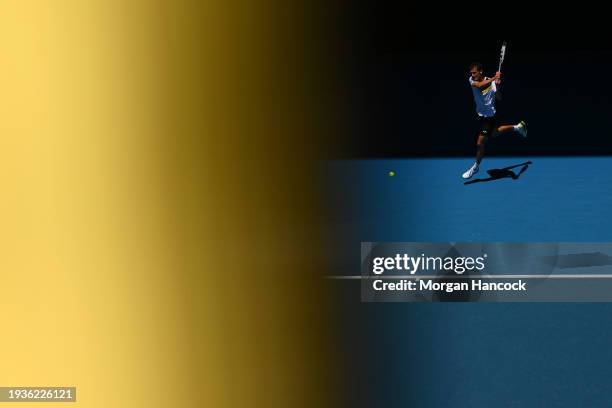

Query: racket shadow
<box><xmin>464</xmin><ymin>161</ymin><xmax>532</xmax><ymax>185</ymax></box>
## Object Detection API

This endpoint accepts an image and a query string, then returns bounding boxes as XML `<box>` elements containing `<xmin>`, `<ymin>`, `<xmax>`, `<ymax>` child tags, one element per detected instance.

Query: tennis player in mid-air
<box><xmin>462</xmin><ymin>62</ymin><xmax>527</xmax><ymax>179</ymax></box>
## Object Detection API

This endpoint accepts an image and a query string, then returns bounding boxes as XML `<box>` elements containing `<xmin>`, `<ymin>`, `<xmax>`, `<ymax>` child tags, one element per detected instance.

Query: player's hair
<box><xmin>469</xmin><ymin>62</ymin><xmax>483</xmax><ymax>71</ymax></box>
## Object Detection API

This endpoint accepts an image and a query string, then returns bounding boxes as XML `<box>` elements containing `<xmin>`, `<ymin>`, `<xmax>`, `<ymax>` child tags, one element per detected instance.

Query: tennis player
<box><xmin>462</xmin><ymin>62</ymin><xmax>527</xmax><ymax>179</ymax></box>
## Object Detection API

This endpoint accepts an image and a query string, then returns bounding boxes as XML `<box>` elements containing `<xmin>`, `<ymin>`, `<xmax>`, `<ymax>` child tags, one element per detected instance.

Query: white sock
<box><xmin>513</xmin><ymin>124</ymin><xmax>520</xmax><ymax>131</ymax></box>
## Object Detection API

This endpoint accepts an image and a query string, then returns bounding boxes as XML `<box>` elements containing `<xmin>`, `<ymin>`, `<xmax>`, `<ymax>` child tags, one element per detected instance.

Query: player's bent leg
<box><xmin>497</xmin><ymin>122</ymin><xmax>527</xmax><ymax>137</ymax></box>
<box><xmin>497</xmin><ymin>124</ymin><xmax>515</xmax><ymax>133</ymax></box>
<box><xmin>462</xmin><ymin>134</ymin><xmax>485</xmax><ymax>179</ymax></box>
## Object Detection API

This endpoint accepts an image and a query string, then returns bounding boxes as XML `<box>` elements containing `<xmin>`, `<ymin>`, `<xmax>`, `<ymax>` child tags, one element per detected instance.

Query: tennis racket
<box><xmin>498</xmin><ymin>41</ymin><xmax>507</xmax><ymax>72</ymax></box>
<box><xmin>495</xmin><ymin>41</ymin><xmax>507</xmax><ymax>101</ymax></box>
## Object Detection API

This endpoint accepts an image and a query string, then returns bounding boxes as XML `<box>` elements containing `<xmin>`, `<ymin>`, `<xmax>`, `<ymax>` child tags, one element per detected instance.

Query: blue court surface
<box><xmin>325</xmin><ymin>157</ymin><xmax>612</xmax><ymax>407</ymax></box>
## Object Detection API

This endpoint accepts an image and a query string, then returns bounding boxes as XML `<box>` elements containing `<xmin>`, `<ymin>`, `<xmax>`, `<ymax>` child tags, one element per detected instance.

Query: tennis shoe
<box><xmin>462</xmin><ymin>163</ymin><xmax>479</xmax><ymax>179</ymax></box>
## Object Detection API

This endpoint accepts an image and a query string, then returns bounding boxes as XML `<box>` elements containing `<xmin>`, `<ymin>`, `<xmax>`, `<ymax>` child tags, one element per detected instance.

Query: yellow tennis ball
<box><xmin>389</xmin><ymin>171</ymin><xmax>395</xmax><ymax>177</ymax></box>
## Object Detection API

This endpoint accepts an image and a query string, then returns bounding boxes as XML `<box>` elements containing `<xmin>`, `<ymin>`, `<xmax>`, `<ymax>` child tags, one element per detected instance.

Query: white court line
<box><xmin>326</xmin><ymin>275</ymin><xmax>612</xmax><ymax>279</ymax></box>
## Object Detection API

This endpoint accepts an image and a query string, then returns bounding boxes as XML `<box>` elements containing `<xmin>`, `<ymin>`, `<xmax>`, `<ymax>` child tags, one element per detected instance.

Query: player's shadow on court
<box><xmin>464</xmin><ymin>161</ymin><xmax>532</xmax><ymax>185</ymax></box>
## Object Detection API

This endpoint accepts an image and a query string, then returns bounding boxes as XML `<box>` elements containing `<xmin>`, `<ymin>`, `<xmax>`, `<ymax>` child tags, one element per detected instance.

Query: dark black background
<box><xmin>334</xmin><ymin>8</ymin><xmax>612</xmax><ymax>158</ymax></box>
